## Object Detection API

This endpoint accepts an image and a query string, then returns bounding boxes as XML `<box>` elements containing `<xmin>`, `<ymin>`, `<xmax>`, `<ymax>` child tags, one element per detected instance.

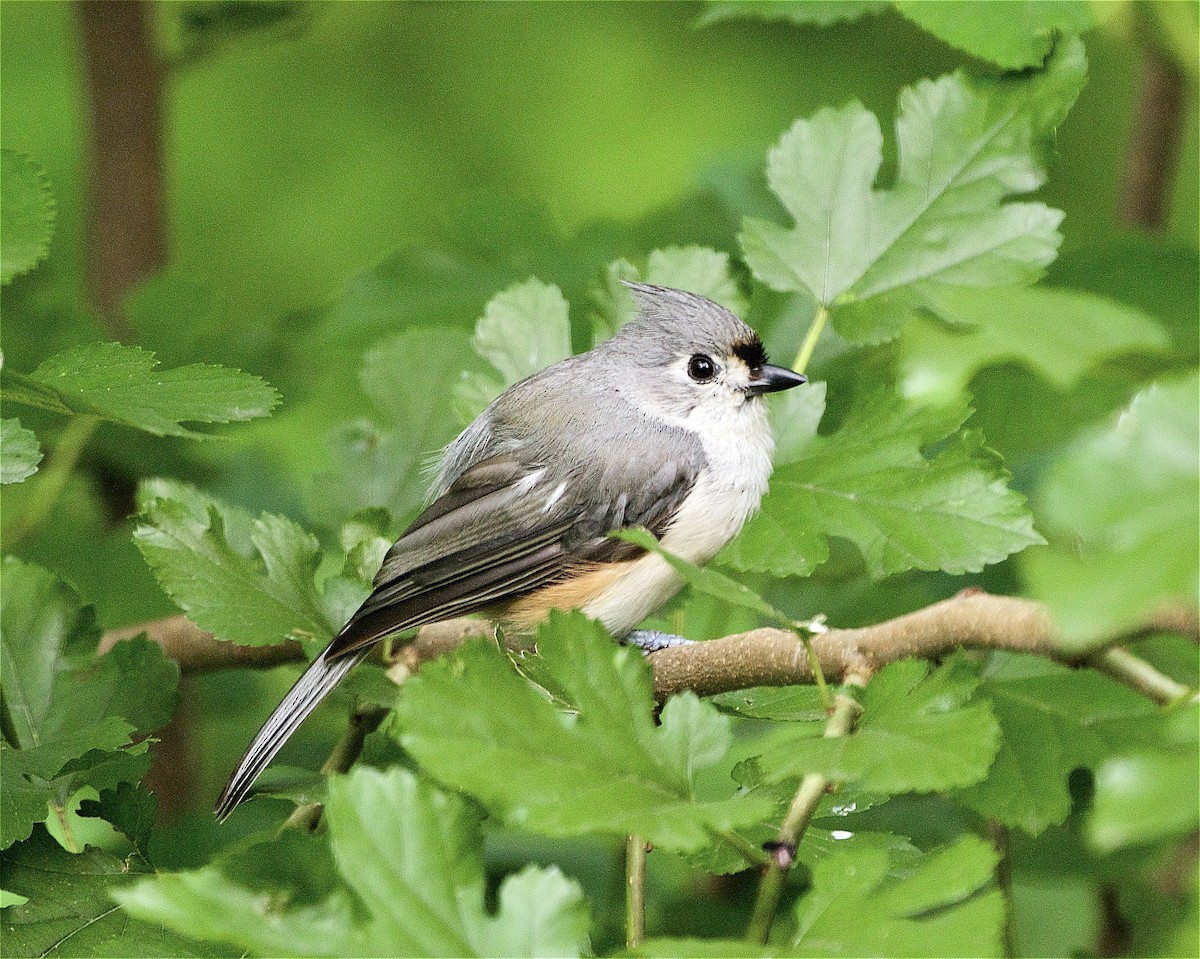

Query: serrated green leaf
<box><xmin>955</xmin><ymin>655</ymin><xmax>1155</xmax><ymax>835</ymax></box>
<box><xmin>394</xmin><ymin>611</ymin><xmax>773</xmax><ymax>850</ymax></box>
<box><xmin>308</xmin><ymin>328</ymin><xmax>474</xmax><ymax>527</ymax></box>
<box><xmin>115</xmin><ymin>767</ymin><xmax>591</xmax><ymax>958</ymax></box>
<box><xmin>0</xmin><ymin>343</ymin><xmax>278</xmax><ymax>437</ymax></box>
<box><xmin>1</xmin><ymin>418</ymin><xmax>42</xmax><ymax>483</ymax></box>
<box><xmin>133</xmin><ymin>479</ymin><xmax>341</xmax><ymax>652</ymax></box>
<box><xmin>724</xmin><ymin>388</ymin><xmax>1043</xmax><ymax>578</ymax></box>
<box><xmin>0</xmin><ymin>558</ymin><xmax>176</xmax><ymax>849</ymax></box>
<box><xmin>755</xmin><ymin>658</ymin><xmax>1000</xmax><ymax>794</ymax></box>
<box><xmin>893</xmin><ymin>1</ymin><xmax>1095</xmax><ymax>70</ymax></box>
<box><xmin>789</xmin><ymin>835</ymin><xmax>1004</xmax><ymax>957</ymax></box>
<box><xmin>712</xmin><ymin>685</ymin><xmax>827</xmax><ymax>722</ymax></box>
<box><xmin>0</xmin><ymin>828</ymin><xmax>223</xmax><ymax>958</ymax></box>
<box><xmin>1023</xmin><ymin>373</ymin><xmax>1200</xmax><ymax>646</ymax></box>
<box><xmin>740</xmin><ymin>40</ymin><xmax>1084</xmax><ymax>344</ymax></box>
<box><xmin>897</xmin><ymin>286</ymin><xmax>1170</xmax><ymax>403</ymax></box>
<box><xmin>455</xmin><ymin>278</ymin><xmax>572</xmax><ymax>418</ymax></box>
<box><xmin>0</xmin><ymin>149</ymin><xmax>55</xmax><ymax>286</ymax></box>
<box><xmin>78</xmin><ymin>782</ymin><xmax>158</xmax><ymax>856</ymax></box>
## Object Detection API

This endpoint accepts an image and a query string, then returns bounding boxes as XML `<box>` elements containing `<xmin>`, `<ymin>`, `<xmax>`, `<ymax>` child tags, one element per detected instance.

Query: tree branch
<box><xmin>99</xmin><ymin>592</ymin><xmax>1199</xmax><ymax>700</ymax></box>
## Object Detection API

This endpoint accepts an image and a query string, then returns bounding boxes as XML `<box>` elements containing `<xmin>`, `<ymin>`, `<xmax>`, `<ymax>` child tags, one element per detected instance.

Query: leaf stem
<box><xmin>791</xmin><ymin>305</ymin><xmax>829</xmax><ymax>375</ymax></box>
<box><xmin>746</xmin><ymin>672</ymin><xmax>868</xmax><ymax>945</ymax></box>
<box><xmin>283</xmin><ymin>703</ymin><xmax>387</xmax><ymax>832</ymax></box>
<box><xmin>51</xmin><ymin>801</ymin><xmax>80</xmax><ymax>853</ymax></box>
<box><xmin>1088</xmin><ymin>647</ymin><xmax>1195</xmax><ymax>707</ymax></box>
<box><xmin>626</xmin><ymin>833</ymin><xmax>647</xmax><ymax>950</ymax></box>
<box><xmin>5</xmin><ymin>415</ymin><xmax>100</xmax><ymax>548</ymax></box>
<box><xmin>989</xmin><ymin>820</ymin><xmax>1017</xmax><ymax>958</ymax></box>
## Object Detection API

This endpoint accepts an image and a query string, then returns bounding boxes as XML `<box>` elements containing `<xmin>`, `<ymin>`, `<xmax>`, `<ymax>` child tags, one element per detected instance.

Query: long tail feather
<box><xmin>214</xmin><ymin>646</ymin><xmax>370</xmax><ymax>821</ymax></box>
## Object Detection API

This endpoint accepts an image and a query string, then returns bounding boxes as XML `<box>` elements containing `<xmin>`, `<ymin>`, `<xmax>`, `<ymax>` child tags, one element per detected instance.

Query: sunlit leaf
<box><xmin>0</xmin><ymin>343</ymin><xmax>279</xmax><ymax>437</ymax></box>
<box><xmin>114</xmin><ymin>767</ymin><xmax>591</xmax><ymax>957</ymax></box>
<box><xmin>0</xmin><ymin>149</ymin><xmax>55</xmax><ymax>286</ymax></box>
<box><xmin>394</xmin><ymin>611</ymin><xmax>773</xmax><ymax>850</ymax></box>
<box><xmin>1</xmin><ymin>418</ymin><xmax>42</xmax><ymax>484</ymax></box>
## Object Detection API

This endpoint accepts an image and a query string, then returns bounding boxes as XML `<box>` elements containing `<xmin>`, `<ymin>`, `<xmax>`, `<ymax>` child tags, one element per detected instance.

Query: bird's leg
<box><xmin>622</xmin><ymin>629</ymin><xmax>695</xmax><ymax>654</ymax></box>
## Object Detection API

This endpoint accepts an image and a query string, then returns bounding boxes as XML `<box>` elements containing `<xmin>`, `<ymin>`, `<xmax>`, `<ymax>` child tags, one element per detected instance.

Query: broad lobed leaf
<box><xmin>749</xmin><ymin>658</ymin><xmax>1000</xmax><ymax>794</ymax></box>
<box><xmin>114</xmin><ymin>766</ymin><xmax>591</xmax><ymax>958</ymax></box>
<box><xmin>740</xmin><ymin>39</ymin><xmax>1085</xmax><ymax>344</ymax></box>
<box><xmin>0</xmin><ymin>342</ymin><xmax>278</xmax><ymax>437</ymax></box>
<box><xmin>954</xmin><ymin>653</ymin><xmax>1157</xmax><ymax>835</ymax></box>
<box><xmin>0</xmin><ymin>557</ymin><xmax>178</xmax><ymax>849</ymax></box>
<box><xmin>393</xmin><ymin>611</ymin><xmax>774</xmax><ymax>850</ymax></box>
<box><xmin>724</xmin><ymin>387</ymin><xmax>1043</xmax><ymax>578</ymax></box>
<box><xmin>1</xmin><ymin>829</ymin><xmax>224</xmax><ymax>958</ymax></box>
<box><xmin>1022</xmin><ymin>372</ymin><xmax>1200</xmax><ymax>646</ymax></box>
<box><xmin>133</xmin><ymin>479</ymin><xmax>373</xmax><ymax>654</ymax></box>
<box><xmin>896</xmin><ymin>285</ymin><xmax>1171</xmax><ymax>403</ymax></box>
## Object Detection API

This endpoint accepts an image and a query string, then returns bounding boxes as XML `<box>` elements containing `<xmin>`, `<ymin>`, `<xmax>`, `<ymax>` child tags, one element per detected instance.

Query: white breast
<box><xmin>583</xmin><ymin>397</ymin><xmax>774</xmax><ymax>636</ymax></box>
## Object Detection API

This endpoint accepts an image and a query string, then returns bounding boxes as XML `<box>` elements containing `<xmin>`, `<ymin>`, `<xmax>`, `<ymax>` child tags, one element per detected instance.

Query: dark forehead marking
<box><xmin>732</xmin><ymin>338</ymin><xmax>768</xmax><ymax>369</ymax></box>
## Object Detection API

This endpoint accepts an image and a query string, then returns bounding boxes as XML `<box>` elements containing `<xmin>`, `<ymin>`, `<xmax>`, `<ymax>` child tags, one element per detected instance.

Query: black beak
<box><xmin>748</xmin><ymin>364</ymin><xmax>807</xmax><ymax>396</ymax></box>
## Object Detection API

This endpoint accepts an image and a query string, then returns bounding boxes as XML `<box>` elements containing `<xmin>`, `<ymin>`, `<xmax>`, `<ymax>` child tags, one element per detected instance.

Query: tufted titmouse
<box><xmin>215</xmin><ymin>283</ymin><xmax>805</xmax><ymax>819</ymax></box>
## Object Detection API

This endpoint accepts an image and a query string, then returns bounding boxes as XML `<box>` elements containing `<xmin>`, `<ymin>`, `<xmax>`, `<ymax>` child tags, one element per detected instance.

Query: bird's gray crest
<box><xmin>615</xmin><ymin>282</ymin><xmax>758</xmax><ymax>361</ymax></box>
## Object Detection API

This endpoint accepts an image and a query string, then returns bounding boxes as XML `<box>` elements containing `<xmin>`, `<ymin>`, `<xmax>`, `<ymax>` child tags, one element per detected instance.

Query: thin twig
<box><xmin>625</xmin><ymin>833</ymin><xmax>647</xmax><ymax>950</ymax></box>
<box><xmin>1089</xmin><ymin>647</ymin><xmax>1196</xmax><ymax>707</ymax></box>
<box><xmin>282</xmin><ymin>703</ymin><xmax>388</xmax><ymax>832</ymax></box>
<box><xmin>745</xmin><ymin>671</ymin><xmax>868</xmax><ymax>944</ymax></box>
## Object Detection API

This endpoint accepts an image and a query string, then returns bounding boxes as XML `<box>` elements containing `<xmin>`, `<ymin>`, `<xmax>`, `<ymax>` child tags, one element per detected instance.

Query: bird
<box><xmin>215</xmin><ymin>282</ymin><xmax>806</xmax><ymax>820</ymax></box>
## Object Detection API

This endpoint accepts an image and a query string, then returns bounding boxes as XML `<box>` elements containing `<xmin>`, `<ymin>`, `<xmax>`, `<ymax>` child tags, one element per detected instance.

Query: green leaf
<box><xmin>455</xmin><ymin>278</ymin><xmax>572</xmax><ymax>419</ymax></box>
<box><xmin>0</xmin><ymin>828</ymin><xmax>222</xmax><ymax>958</ymax></box>
<box><xmin>0</xmin><ymin>343</ymin><xmax>279</xmax><ymax>437</ymax></box>
<box><xmin>893</xmin><ymin>1</ymin><xmax>1095</xmax><ymax>70</ymax></box>
<box><xmin>897</xmin><ymin>286</ymin><xmax>1171</xmax><ymax>403</ymax></box>
<box><xmin>394</xmin><ymin>611</ymin><xmax>774</xmax><ymax>850</ymax></box>
<box><xmin>1023</xmin><ymin>373</ymin><xmax>1200</xmax><ymax>647</ymax></box>
<box><xmin>740</xmin><ymin>40</ymin><xmax>1084</xmax><ymax>344</ymax></box>
<box><xmin>78</xmin><ymin>782</ymin><xmax>158</xmax><ymax>856</ymax></box>
<box><xmin>754</xmin><ymin>658</ymin><xmax>1000</xmax><ymax>794</ymax></box>
<box><xmin>591</xmin><ymin>246</ymin><xmax>749</xmax><ymax>340</ymax></box>
<box><xmin>955</xmin><ymin>655</ymin><xmax>1156</xmax><ymax>835</ymax></box>
<box><xmin>0</xmin><ymin>557</ymin><xmax>177</xmax><ymax>849</ymax></box>
<box><xmin>1087</xmin><ymin>701</ymin><xmax>1199</xmax><ymax>853</ymax></box>
<box><xmin>724</xmin><ymin>388</ymin><xmax>1043</xmax><ymax>578</ymax></box>
<box><xmin>712</xmin><ymin>685</ymin><xmax>827</xmax><ymax>722</ymax></box>
<box><xmin>1</xmin><ymin>418</ymin><xmax>42</xmax><ymax>483</ymax></box>
<box><xmin>0</xmin><ymin>149</ymin><xmax>55</xmax><ymax>285</ymax></box>
<box><xmin>114</xmin><ymin>767</ymin><xmax>591</xmax><ymax>958</ymax></box>
<box><xmin>308</xmin><ymin>327</ymin><xmax>473</xmax><ymax>526</ymax></box>
<box><xmin>133</xmin><ymin>479</ymin><xmax>348</xmax><ymax>653</ymax></box>
<box><xmin>789</xmin><ymin>835</ymin><xmax>1004</xmax><ymax>957</ymax></box>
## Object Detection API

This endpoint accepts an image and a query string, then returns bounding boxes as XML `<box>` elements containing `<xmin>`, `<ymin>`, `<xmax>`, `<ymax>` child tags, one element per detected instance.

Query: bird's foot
<box><xmin>622</xmin><ymin>629</ymin><xmax>694</xmax><ymax>654</ymax></box>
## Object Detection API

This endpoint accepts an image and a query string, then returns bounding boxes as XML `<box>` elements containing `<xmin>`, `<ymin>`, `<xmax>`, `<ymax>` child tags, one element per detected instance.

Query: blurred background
<box><xmin>2</xmin><ymin>3</ymin><xmax>1196</xmax><ymax>953</ymax></box>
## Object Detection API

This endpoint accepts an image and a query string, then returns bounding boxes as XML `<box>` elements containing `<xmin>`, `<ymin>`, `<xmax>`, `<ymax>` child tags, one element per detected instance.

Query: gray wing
<box><xmin>216</xmin><ymin>406</ymin><xmax>702</xmax><ymax>820</ymax></box>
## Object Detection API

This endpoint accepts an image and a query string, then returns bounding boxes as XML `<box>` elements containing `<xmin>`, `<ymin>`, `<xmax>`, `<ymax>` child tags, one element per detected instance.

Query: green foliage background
<box><xmin>1</xmin><ymin>2</ymin><xmax>1197</xmax><ymax>957</ymax></box>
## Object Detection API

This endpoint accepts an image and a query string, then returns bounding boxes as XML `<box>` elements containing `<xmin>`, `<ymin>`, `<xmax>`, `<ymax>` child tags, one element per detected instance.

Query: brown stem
<box><xmin>1117</xmin><ymin>16</ymin><xmax>1189</xmax><ymax>231</ymax></box>
<box><xmin>76</xmin><ymin>0</ymin><xmax>167</xmax><ymax>336</ymax></box>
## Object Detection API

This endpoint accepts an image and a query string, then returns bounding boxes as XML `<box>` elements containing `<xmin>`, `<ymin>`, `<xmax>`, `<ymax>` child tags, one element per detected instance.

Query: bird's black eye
<box><xmin>687</xmin><ymin>354</ymin><xmax>717</xmax><ymax>382</ymax></box>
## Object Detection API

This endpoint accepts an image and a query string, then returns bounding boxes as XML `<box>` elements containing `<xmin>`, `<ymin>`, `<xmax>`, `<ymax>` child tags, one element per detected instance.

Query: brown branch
<box><xmin>1117</xmin><ymin>7</ymin><xmax>1190</xmax><ymax>231</ymax></box>
<box><xmin>76</xmin><ymin>0</ymin><xmax>167</xmax><ymax>337</ymax></box>
<box><xmin>99</xmin><ymin>592</ymin><xmax>1199</xmax><ymax>699</ymax></box>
